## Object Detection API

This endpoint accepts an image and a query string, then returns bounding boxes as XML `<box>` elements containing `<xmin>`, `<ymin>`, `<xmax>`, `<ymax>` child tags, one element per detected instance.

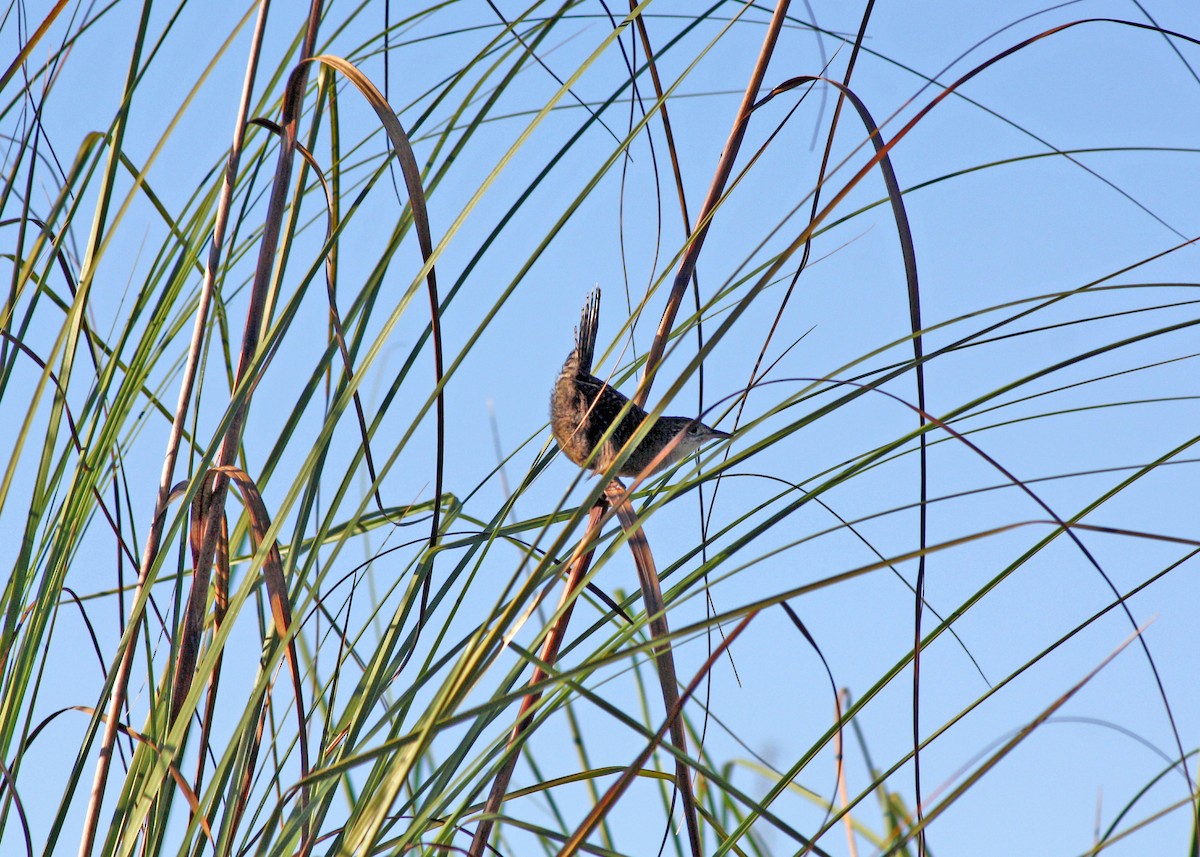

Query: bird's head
<box><xmin>641</xmin><ymin>416</ymin><xmax>731</xmax><ymax>473</ymax></box>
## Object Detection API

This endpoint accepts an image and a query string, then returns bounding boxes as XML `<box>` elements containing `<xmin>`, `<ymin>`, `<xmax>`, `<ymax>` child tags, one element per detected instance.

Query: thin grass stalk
<box><xmin>307</xmin><ymin>53</ymin><xmax>446</xmax><ymax>672</ymax></box>
<box><xmin>556</xmin><ymin>611</ymin><xmax>758</xmax><ymax>856</ymax></box>
<box><xmin>178</xmin><ymin>0</ymin><xmax>322</xmax><ymax>788</ymax></box>
<box><xmin>608</xmin><ymin>481</ymin><xmax>701</xmax><ymax>856</ymax></box>
<box><xmin>468</xmin><ymin>498</ymin><xmax>607</xmax><ymax>857</ymax></box>
<box><xmin>754</xmin><ymin>62</ymin><xmax>929</xmax><ymax>854</ymax></box>
<box><xmin>632</xmin><ymin>0</ymin><xmax>791</xmax><ymax>410</ymax></box>
<box><xmin>806</xmin><ymin>548</ymin><xmax>1193</xmax><ymax>852</ymax></box>
<box><xmin>899</xmin><ymin>628</ymin><xmax>1146</xmax><ymax>851</ymax></box>
<box><xmin>0</xmin><ymin>0</ymin><xmax>71</xmax><ymax>93</ymax></box>
<box><xmin>835</xmin><ymin>689</ymin><xmax>858</xmax><ymax>857</ymax></box>
<box><xmin>630</xmin><ymin>2</ymin><xmax>692</xmax><ymax>232</ymax></box>
<box><xmin>716</xmin><ymin>2</ymin><xmax>873</xmax><ymax>453</ymax></box>
<box><xmin>193</xmin><ymin>0</ymin><xmax>322</xmax><ymax>555</ymax></box>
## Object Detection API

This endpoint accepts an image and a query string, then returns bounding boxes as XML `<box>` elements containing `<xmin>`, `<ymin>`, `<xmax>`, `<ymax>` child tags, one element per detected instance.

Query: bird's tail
<box><xmin>575</xmin><ymin>287</ymin><xmax>601</xmax><ymax>375</ymax></box>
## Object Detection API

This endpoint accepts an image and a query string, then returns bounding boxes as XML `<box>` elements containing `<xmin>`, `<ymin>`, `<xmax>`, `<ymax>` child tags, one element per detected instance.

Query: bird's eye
<box><xmin>687</xmin><ymin>423</ymin><xmax>702</xmax><ymax>435</ymax></box>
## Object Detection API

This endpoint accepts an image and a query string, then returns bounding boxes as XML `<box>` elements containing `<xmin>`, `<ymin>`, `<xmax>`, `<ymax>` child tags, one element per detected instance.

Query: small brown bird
<box><xmin>550</xmin><ymin>288</ymin><xmax>729</xmax><ymax>477</ymax></box>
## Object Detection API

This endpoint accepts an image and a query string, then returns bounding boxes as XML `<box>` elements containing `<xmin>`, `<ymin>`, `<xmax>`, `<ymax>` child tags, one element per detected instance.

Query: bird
<box><xmin>550</xmin><ymin>288</ymin><xmax>729</xmax><ymax>477</ymax></box>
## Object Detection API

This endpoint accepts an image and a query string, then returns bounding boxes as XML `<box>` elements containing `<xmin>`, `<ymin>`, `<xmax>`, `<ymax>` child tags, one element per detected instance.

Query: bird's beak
<box><xmin>706</xmin><ymin>427</ymin><xmax>732</xmax><ymax>440</ymax></box>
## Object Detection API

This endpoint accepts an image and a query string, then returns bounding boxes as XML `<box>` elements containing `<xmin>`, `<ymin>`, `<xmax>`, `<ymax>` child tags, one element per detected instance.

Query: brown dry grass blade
<box><xmin>307</xmin><ymin>54</ymin><xmax>445</xmax><ymax>547</ymax></box>
<box><xmin>229</xmin><ymin>693</ymin><xmax>271</xmax><ymax>846</ymax></box>
<box><xmin>628</xmin><ymin>2</ymin><xmax>694</xmax><ymax>246</ymax></box>
<box><xmin>754</xmin><ymin>67</ymin><xmax>930</xmax><ymax>852</ymax></box>
<box><xmin>0</xmin><ymin>0</ymin><xmax>70</xmax><ymax>91</ymax></box>
<box><xmin>71</xmin><ymin>706</ymin><xmax>216</xmax><ymax>847</ymax></box>
<box><xmin>171</xmin><ymin>472</ymin><xmax>224</xmax><ymax>722</ymax></box>
<box><xmin>210</xmin><ymin>465</ymin><xmax>310</xmax><ymax>773</ymax></box>
<box><xmin>307</xmin><ymin>53</ymin><xmax>446</xmax><ymax>677</ymax></box>
<box><xmin>468</xmin><ymin>498</ymin><xmax>608</xmax><ymax>857</ymax></box>
<box><xmin>249</xmin><ymin>115</ymin><xmax>397</xmax><ymax>526</ymax></box>
<box><xmin>209</xmin><ymin>463</ymin><xmax>314</xmax><ymax>847</ymax></box>
<box><xmin>193</xmin><ymin>504</ymin><xmax>229</xmax><ymax>801</ymax></box>
<box><xmin>180</xmin><ymin>4</ymin><xmax>327</xmax><ymax>644</ymax></box>
<box><xmin>632</xmin><ymin>0</ymin><xmax>792</xmax><ymax>410</ymax></box>
<box><xmin>607</xmin><ymin>482</ymin><xmax>701</xmax><ymax>857</ymax></box>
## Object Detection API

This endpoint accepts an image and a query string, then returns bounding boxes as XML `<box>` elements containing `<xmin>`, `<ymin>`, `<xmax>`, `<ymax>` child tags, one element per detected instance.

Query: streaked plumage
<box><xmin>550</xmin><ymin>288</ymin><xmax>729</xmax><ymax>476</ymax></box>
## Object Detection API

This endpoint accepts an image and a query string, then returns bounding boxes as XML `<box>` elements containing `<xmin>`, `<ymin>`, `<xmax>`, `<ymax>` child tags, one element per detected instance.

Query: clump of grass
<box><xmin>1</xmin><ymin>4</ymin><xmax>1197</xmax><ymax>857</ymax></box>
